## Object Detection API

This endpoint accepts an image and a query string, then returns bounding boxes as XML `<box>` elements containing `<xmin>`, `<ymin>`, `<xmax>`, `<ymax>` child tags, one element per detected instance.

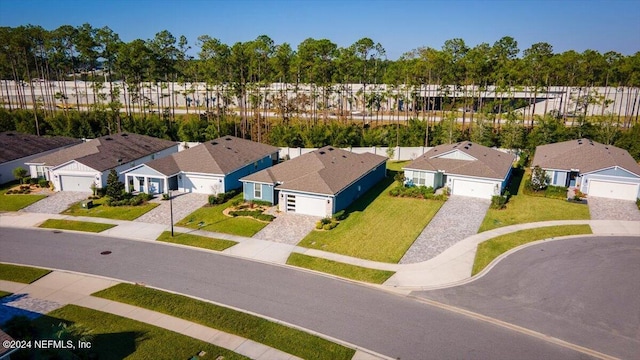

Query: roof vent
<box><xmin>225</xmin><ymin>137</ymin><xmax>232</xmax><ymax>141</ymax></box>
<box><xmin>464</xmin><ymin>146</ymin><xmax>469</xmax><ymax>150</ymax></box>
<box><xmin>121</xmin><ymin>133</ymin><xmax>128</xmax><ymax>137</ymax></box>
<box><xmin>105</xmin><ymin>137</ymin><xmax>113</xmax><ymax>141</ymax></box>
<box><xmin>328</xmin><ymin>147</ymin><xmax>334</xmax><ymax>151</ymax></box>
<box><xmin>319</xmin><ymin>151</ymin><xmax>326</xmax><ymax>155</ymax></box>
<box><xmin>605</xmin><ymin>146</ymin><xmax>609</xmax><ymax>150</ymax></box>
<box><xmin>467</xmin><ymin>143</ymin><xmax>472</xmax><ymax>146</ymax></box>
<box><xmin>211</xmin><ymin>141</ymin><xmax>218</xmax><ymax>145</ymax></box>
<box><xmin>6</xmin><ymin>133</ymin><xmax>14</xmax><ymax>136</ymax></box>
<box><xmin>342</xmin><ymin>155</ymin><xmax>347</xmax><ymax>158</ymax></box>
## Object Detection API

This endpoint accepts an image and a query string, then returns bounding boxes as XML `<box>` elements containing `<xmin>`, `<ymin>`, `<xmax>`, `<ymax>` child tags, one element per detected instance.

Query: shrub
<box><xmin>29</xmin><ymin>177</ymin><xmax>39</xmax><ymax>185</ymax></box>
<box><xmin>208</xmin><ymin>189</ymin><xmax>238</xmax><ymax>205</ymax></box>
<box><xmin>138</xmin><ymin>192</ymin><xmax>154</xmax><ymax>202</ymax></box>
<box><xmin>323</xmin><ymin>223</ymin><xmax>334</xmax><ymax>230</ymax></box>
<box><xmin>636</xmin><ymin>198</ymin><xmax>640</xmax><ymax>210</ymax></box>
<box><xmin>388</xmin><ymin>185</ymin><xmax>438</xmax><ymax>199</ymax></box>
<box><xmin>162</xmin><ymin>193</ymin><xmax>170</xmax><ymax>200</ymax></box>
<box><xmin>22</xmin><ymin>176</ymin><xmax>31</xmax><ymax>185</ymax></box>
<box><xmin>490</xmin><ymin>194</ymin><xmax>508</xmax><ymax>210</ymax></box>
<box><xmin>13</xmin><ymin>167</ymin><xmax>28</xmax><ymax>183</ymax></box>
<box><xmin>256</xmin><ymin>213</ymin><xmax>275</xmax><ymax>221</ymax></box>
<box><xmin>251</xmin><ymin>199</ymin><xmax>272</xmax><ymax>207</ymax></box>
<box><xmin>228</xmin><ymin>209</ymin><xmax>274</xmax><ymax>222</ymax></box>
<box><xmin>38</xmin><ymin>179</ymin><xmax>49</xmax><ymax>188</ymax></box>
<box><xmin>315</xmin><ymin>221</ymin><xmax>324</xmax><ymax>229</ymax></box>
<box><xmin>230</xmin><ymin>198</ymin><xmax>243</xmax><ymax>207</ymax></box>
<box><xmin>320</xmin><ymin>217</ymin><xmax>332</xmax><ymax>225</ymax></box>
<box><xmin>333</xmin><ymin>210</ymin><xmax>347</xmax><ymax>221</ymax></box>
<box><xmin>393</xmin><ymin>172</ymin><xmax>405</xmax><ymax>184</ymax></box>
<box><xmin>106</xmin><ymin>169</ymin><xmax>125</xmax><ymax>201</ymax></box>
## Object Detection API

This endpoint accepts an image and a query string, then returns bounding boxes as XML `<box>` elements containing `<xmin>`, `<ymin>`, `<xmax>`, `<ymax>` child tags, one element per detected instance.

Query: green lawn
<box><xmin>157</xmin><ymin>231</ymin><xmax>237</xmax><ymax>251</ymax></box>
<box><xmin>299</xmin><ymin>176</ymin><xmax>444</xmax><ymax>263</ymax></box>
<box><xmin>39</xmin><ymin>219</ymin><xmax>116</xmax><ymax>233</ymax></box>
<box><xmin>479</xmin><ymin>168</ymin><xmax>590</xmax><ymax>232</ymax></box>
<box><xmin>62</xmin><ymin>197</ymin><xmax>158</xmax><ymax>220</ymax></box>
<box><xmin>176</xmin><ymin>194</ymin><xmax>268</xmax><ymax>237</ymax></box>
<box><xmin>287</xmin><ymin>253</ymin><xmax>395</xmax><ymax>284</ymax></box>
<box><xmin>10</xmin><ymin>305</ymin><xmax>246</xmax><ymax>360</ymax></box>
<box><xmin>0</xmin><ymin>263</ymin><xmax>50</xmax><ymax>283</ymax></box>
<box><xmin>94</xmin><ymin>284</ymin><xmax>355</xmax><ymax>360</ymax></box>
<box><xmin>0</xmin><ymin>290</ymin><xmax>11</xmax><ymax>298</ymax></box>
<box><xmin>0</xmin><ymin>182</ymin><xmax>46</xmax><ymax>211</ymax></box>
<box><xmin>472</xmin><ymin>225</ymin><xmax>593</xmax><ymax>275</ymax></box>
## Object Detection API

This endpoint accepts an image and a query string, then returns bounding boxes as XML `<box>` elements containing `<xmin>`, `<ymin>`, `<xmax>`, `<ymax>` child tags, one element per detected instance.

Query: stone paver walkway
<box><xmin>135</xmin><ymin>192</ymin><xmax>208</xmax><ymax>225</ymax></box>
<box><xmin>0</xmin><ymin>272</ymin><xmax>302</xmax><ymax>360</ymax></box>
<box><xmin>588</xmin><ymin>197</ymin><xmax>640</xmax><ymax>221</ymax></box>
<box><xmin>400</xmin><ymin>196</ymin><xmax>490</xmax><ymax>264</ymax></box>
<box><xmin>253</xmin><ymin>211</ymin><xmax>319</xmax><ymax>245</ymax></box>
<box><xmin>20</xmin><ymin>191</ymin><xmax>88</xmax><ymax>214</ymax></box>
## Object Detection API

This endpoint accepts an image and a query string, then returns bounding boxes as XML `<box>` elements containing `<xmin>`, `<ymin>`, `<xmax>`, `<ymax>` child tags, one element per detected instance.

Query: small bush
<box><xmin>256</xmin><ymin>213</ymin><xmax>275</xmax><ymax>221</ymax></box>
<box><xmin>251</xmin><ymin>199</ymin><xmax>272</xmax><ymax>207</ymax></box>
<box><xmin>393</xmin><ymin>172</ymin><xmax>405</xmax><ymax>184</ymax></box>
<box><xmin>490</xmin><ymin>194</ymin><xmax>508</xmax><ymax>210</ymax></box>
<box><xmin>333</xmin><ymin>210</ymin><xmax>347</xmax><ymax>221</ymax></box>
<box><xmin>29</xmin><ymin>177</ymin><xmax>39</xmax><ymax>185</ymax></box>
<box><xmin>230</xmin><ymin>198</ymin><xmax>243</xmax><ymax>207</ymax></box>
<box><xmin>322</xmin><ymin>223</ymin><xmax>334</xmax><ymax>230</ymax></box>
<box><xmin>228</xmin><ymin>209</ymin><xmax>274</xmax><ymax>222</ymax></box>
<box><xmin>388</xmin><ymin>185</ymin><xmax>438</xmax><ymax>199</ymax></box>
<box><xmin>208</xmin><ymin>189</ymin><xmax>238</xmax><ymax>205</ymax></box>
<box><xmin>315</xmin><ymin>221</ymin><xmax>324</xmax><ymax>229</ymax></box>
<box><xmin>320</xmin><ymin>217</ymin><xmax>332</xmax><ymax>225</ymax></box>
<box><xmin>38</xmin><ymin>179</ymin><xmax>49</xmax><ymax>188</ymax></box>
<box><xmin>22</xmin><ymin>177</ymin><xmax>31</xmax><ymax>185</ymax></box>
<box><xmin>162</xmin><ymin>193</ymin><xmax>170</xmax><ymax>200</ymax></box>
<box><xmin>636</xmin><ymin>198</ymin><xmax>640</xmax><ymax>210</ymax></box>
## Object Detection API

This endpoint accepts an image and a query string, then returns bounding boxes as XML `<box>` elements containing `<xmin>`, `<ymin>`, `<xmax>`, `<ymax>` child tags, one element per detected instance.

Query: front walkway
<box><xmin>587</xmin><ymin>196</ymin><xmax>640</xmax><ymax>221</ymax></box>
<box><xmin>20</xmin><ymin>191</ymin><xmax>88</xmax><ymax>214</ymax></box>
<box><xmin>134</xmin><ymin>192</ymin><xmax>208</xmax><ymax>225</ymax></box>
<box><xmin>399</xmin><ymin>196</ymin><xmax>490</xmax><ymax>264</ymax></box>
<box><xmin>252</xmin><ymin>211</ymin><xmax>319</xmax><ymax>245</ymax></box>
<box><xmin>0</xmin><ymin>271</ymin><xmax>301</xmax><ymax>360</ymax></box>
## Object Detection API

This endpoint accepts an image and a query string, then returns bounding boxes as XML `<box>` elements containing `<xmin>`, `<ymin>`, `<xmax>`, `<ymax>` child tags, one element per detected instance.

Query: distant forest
<box><xmin>0</xmin><ymin>24</ymin><xmax>639</xmax><ymax>160</ymax></box>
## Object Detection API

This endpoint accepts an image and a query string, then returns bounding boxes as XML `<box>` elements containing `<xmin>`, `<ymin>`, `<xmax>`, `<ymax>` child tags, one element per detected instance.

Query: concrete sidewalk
<box><xmin>1</xmin><ymin>212</ymin><xmax>639</xmax><ymax>290</ymax></box>
<box><xmin>0</xmin><ymin>271</ymin><xmax>302</xmax><ymax>360</ymax></box>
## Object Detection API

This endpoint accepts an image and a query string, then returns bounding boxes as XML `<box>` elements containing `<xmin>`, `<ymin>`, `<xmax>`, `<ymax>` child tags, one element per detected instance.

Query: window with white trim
<box><xmin>412</xmin><ymin>171</ymin><xmax>426</xmax><ymax>186</ymax></box>
<box><xmin>36</xmin><ymin>166</ymin><xmax>46</xmax><ymax>179</ymax></box>
<box><xmin>254</xmin><ymin>184</ymin><xmax>262</xmax><ymax>199</ymax></box>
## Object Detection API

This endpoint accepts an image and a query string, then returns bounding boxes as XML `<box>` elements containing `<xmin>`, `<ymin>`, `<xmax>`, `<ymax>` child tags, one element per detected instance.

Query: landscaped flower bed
<box><xmin>223</xmin><ymin>200</ymin><xmax>275</xmax><ymax>222</ymax></box>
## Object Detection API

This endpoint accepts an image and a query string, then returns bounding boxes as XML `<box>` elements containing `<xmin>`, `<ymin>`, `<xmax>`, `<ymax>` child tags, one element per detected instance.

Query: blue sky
<box><xmin>1</xmin><ymin>0</ymin><xmax>639</xmax><ymax>59</ymax></box>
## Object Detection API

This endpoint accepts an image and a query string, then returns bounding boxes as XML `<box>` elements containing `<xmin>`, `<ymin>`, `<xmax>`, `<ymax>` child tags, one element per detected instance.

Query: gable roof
<box><xmin>531</xmin><ymin>138</ymin><xmax>640</xmax><ymax>176</ymax></box>
<box><xmin>0</xmin><ymin>132</ymin><xmax>81</xmax><ymax>163</ymax></box>
<box><xmin>142</xmin><ymin>136</ymin><xmax>279</xmax><ymax>176</ymax></box>
<box><xmin>405</xmin><ymin>142</ymin><xmax>515</xmax><ymax>180</ymax></box>
<box><xmin>242</xmin><ymin>146</ymin><xmax>387</xmax><ymax>195</ymax></box>
<box><xmin>30</xmin><ymin>133</ymin><xmax>177</xmax><ymax>172</ymax></box>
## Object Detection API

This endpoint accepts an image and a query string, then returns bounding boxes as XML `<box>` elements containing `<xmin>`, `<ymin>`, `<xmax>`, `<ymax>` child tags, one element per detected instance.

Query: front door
<box><xmin>569</xmin><ymin>172</ymin><xmax>578</xmax><ymax>187</ymax></box>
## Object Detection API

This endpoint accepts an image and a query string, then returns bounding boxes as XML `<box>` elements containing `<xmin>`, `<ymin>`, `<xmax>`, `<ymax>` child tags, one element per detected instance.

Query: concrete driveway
<box><xmin>134</xmin><ymin>192</ymin><xmax>208</xmax><ymax>225</ymax></box>
<box><xmin>400</xmin><ymin>195</ymin><xmax>490</xmax><ymax>264</ymax></box>
<box><xmin>252</xmin><ymin>211</ymin><xmax>319</xmax><ymax>245</ymax></box>
<box><xmin>588</xmin><ymin>196</ymin><xmax>640</xmax><ymax>221</ymax></box>
<box><xmin>20</xmin><ymin>191</ymin><xmax>88</xmax><ymax>214</ymax></box>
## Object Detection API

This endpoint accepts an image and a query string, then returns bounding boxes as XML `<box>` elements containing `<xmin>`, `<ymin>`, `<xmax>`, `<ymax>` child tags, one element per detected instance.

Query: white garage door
<box><xmin>588</xmin><ymin>180</ymin><xmax>639</xmax><ymax>201</ymax></box>
<box><xmin>287</xmin><ymin>194</ymin><xmax>327</xmax><ymax>217</ymax></box>
<box><xmin>183</xmin><ymin>175</ymin><xmax>222</xmax><ymax>194</ymax></box>
<box><xmin>451</xmin><ymin>179</ymin><xmax>497</xmax><ymax>199</ymax></box>
<box><xmin>60</xmin><ymin>175</ymin><xmax>94</xmax><ymax>192</ymax></box>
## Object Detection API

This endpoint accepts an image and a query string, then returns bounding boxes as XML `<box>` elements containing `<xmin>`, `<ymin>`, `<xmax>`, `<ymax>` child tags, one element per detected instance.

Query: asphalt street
<box><xmin>415</xmin><ymin>236</ymin><xmax>640</xmax><ymax>360</ymax></box>
<box><xmin>1</xmin><ymin>228</ymin><xmax>598</xmax><ymax>359</ymax></box>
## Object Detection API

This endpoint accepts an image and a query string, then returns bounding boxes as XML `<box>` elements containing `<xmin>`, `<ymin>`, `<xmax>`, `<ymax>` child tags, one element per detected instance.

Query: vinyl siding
<box><xmin>334</xmin><ymin>164</ymin><xmax>386</xmax><ymax>213</ymax></box>
<box><xmin>243</xmin><ymin>182</ymin><xmax>275</xmax><ymax>203</ymax></box>
<box><xmin>225</xmin><ymin>154</ymin><xmax>276</xmax><ymax>192</ymax></box>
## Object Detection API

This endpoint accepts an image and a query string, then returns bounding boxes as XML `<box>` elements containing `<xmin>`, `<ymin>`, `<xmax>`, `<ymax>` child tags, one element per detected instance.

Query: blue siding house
<box><xmin>532</xmin><ymin>139</ymin><xmax>640</xmax><ymax>201</ymax></box>
<box><xmin>121</xmin><ymin>136</ymin><xmax>279</xmax><ymax>195</ymax></box>
<box><xmin>241</xmin><ymin>146</ymin><xmax>387</xmax><ymax>217</ymax></box>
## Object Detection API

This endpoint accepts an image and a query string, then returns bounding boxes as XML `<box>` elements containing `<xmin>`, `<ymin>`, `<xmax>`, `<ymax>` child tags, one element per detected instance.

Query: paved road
<box><xmin>415</xmin><ymin>236</ymin><xmax>640</xmax><ymax>360</ymax></box>
<box><xmin>0</xmin><ymin>228</ymin><xmax>593</xmax><ymax>359</ymax></box>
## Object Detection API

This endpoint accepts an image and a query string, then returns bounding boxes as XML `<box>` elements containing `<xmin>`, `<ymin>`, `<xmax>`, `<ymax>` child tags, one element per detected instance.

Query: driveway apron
<box><xmin>134</xmin><ymin>192</ymin><xmax>208</xmax><ymax>225</ymax></box>
<box><xmin>587</xmin><ymin>196</ymin><xmax>640</xmax><ymax>221</ymax></box>
<box><xmin>400</xmin><ymin>195</ymin><xmax>490</xmax><ymax>264</ymax></box>
<box><xmin>252</xmin><ymin>212</ymin><xmax>319</xmax><ymax>245</ymax></box>
<box><xmin>20</xmin><ymin>191</ymin><xmax>88</xmax><ymax>214</ymax></box>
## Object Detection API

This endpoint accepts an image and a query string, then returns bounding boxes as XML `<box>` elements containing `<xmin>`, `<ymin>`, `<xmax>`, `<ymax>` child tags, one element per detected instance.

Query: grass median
<box><xmin>39</xmin><ymin>219</ymin><xmax>116</xmax><ymax>233</ymax></box>
<box><xmin>93</xmin><ymin>283</ymin><xmax>355</xmax><ymax>360</ymax></box>
<box><xmin>287</xmin><ymin>253</ymin><xmax>395</xmax><ymax>284</ymax></box>
<box><xmin>157</xmin><ymin>231</ymin><xmax>237</xmax><ymax>251</ymax></box>
<box><xmin>0</xmin><ymin>263</ymin><xmax>51</xmax><ymax>283</ymax></box>
<box><xmin>8</xmin><ymin>305</ymin><xmax>247</xmax><ymax>360</ymax></box>
<box><xmin>472</xmin><ymin>225</ymin><xmax>593</xmax><ymax>275</ymax></box>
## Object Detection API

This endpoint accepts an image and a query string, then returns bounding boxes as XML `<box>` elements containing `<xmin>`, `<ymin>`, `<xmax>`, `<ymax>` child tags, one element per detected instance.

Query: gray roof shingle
<box><xmin>143</xmin><ymin>136</ymin><xmax>279</xmax><ymax>176</ymax></box>
<box><xmin>0</xmin><ymin>132</ymin><xmax>82</xmax><ymax>163</ymax></box>
<box><xmin>531</xmin><ymin>138</ymin><xmax>640</xmax><ymax>176</ymax></box>
<box><xmin>242</xmin><ymin>146</ymin><xmax>387</xmax><ymax>195</ymax></box>
<box><xmin>405</xmin><ymin>142</ymin><xmax>515</xmax><ymax>180</ymax></box>
<box><xmin>30</xmin><ymin>133</ymin><xmax>177</xmax><ymax>171</ymax></box>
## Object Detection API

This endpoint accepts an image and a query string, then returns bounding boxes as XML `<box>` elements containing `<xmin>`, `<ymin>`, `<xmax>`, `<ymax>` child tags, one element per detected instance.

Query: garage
<box><xmin>181</xmin><ymin>175</ymin><xmax>222</xmax><ymax>194</ymax></box>
<box><xmin>587</xmin><ymin>180</ymin><xmax>639</xmax><ymax>201</ymax></box>
<box><xmin>451</xmin><ymin>178</ymin><xmax>497</xmax><ymax>199</ymax></box>
<box><xmin>60</xmin><ymin>175</ymin><xmax>94</xmax><ymax>192</ymax></box>
<box><xmin>286</xmin><ymin>193</ymin><xmax>327</xmax><ymax>217</ymax></box>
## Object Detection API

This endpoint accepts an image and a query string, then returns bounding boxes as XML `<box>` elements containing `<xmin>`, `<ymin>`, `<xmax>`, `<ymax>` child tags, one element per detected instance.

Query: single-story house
<box><xmin>0</xmin><ymin>132</ymin><xmax>81</xmax><ymax>184</ymax></box>
<box><xmin>532</xmin><ymin>138</ymin><xmax>640</xmax><ymax>201</ymax></box>
<box><xmin>403</xmin><ymin>142</ymin><xmax>515</xmax><ymax>199</ymax></box>
<box><xmin>121</xmin><ymin>136</ymin><xmax>279</xmax><ymax>195</ymax></box>
<box><xmin>27</xmin><ymin>133</ymin><xmax>178</xmax><ymax>192</ymax></box>
<box><xmin>241</xmin><ymin>146</ymin><xmax>387</xmax><ymax>217</ymax></box>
